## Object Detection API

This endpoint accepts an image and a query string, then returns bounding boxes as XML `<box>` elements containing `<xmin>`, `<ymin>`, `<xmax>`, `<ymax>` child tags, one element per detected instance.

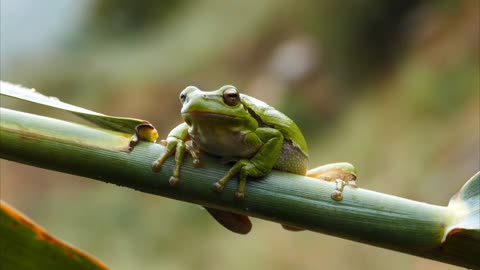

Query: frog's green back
<box><xmin>240</xmin><ymin>94</ymin><xmax>309</xmax><ymax>155</ymax></box>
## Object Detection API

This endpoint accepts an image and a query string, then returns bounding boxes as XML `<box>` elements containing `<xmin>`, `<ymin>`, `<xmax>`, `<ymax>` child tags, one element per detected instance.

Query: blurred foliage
<box><xmin>86</xmin><ymin>0</ymin><xmax>186</xmax><ymax>37</ymax></box>
<box><xmin>303</xmin><ymin>0</ymin><xmax>424</xmax><ymax>85</ymax></box>
<box><xmin>1</xmin><ymin>0</ymin><xmax>478</xmax><ymax>269</ymax></box>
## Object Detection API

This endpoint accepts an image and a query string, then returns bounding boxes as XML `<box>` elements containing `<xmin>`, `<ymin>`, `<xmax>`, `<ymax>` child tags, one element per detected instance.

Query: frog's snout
<box><xmin>202</xmin><ymin>94</ymin><xmax>214</xmax><ymax>100</ymax></box>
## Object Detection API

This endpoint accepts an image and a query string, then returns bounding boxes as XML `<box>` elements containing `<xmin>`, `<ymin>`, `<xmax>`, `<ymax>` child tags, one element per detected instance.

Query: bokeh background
<box><xmin>1</xmin><ymin>1</ymin><xmax>478</xmax><ymax>269</ymax></box>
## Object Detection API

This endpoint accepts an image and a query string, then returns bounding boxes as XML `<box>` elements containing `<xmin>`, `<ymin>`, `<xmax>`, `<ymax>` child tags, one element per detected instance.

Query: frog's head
<box><xmin>179</xmin><ymin>85</ymin><xmax>255</xmax><ymax>126</ymax></box>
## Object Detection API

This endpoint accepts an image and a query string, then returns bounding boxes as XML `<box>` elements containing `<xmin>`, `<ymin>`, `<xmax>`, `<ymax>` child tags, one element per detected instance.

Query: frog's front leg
<box><xmin>307</xmin><ymin>162</ymin><xmax>358</xmax><ymax>201</ymax></box>
<box><xmin>213</xmin><ymin>128</ymin><xmax>284</xmax><ymax>199</ymax></box>
<box><xmin>152</xmin><ymin>123</ymin><xmax>199</xmax><ymax>186</ymax></box>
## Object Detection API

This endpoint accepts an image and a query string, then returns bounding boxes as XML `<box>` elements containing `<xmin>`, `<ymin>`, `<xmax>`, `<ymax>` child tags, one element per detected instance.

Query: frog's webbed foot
<box><xmin>307</xmin><ymin>162</ymin><xmax>358</xmax><ymax>201</ymax></box>
<box><xmin>151</xmin><ymin>137</ymin><xmax>200</xmax><ymax>187</ymax></box>
<box><xmin>213</xmin><ymin>159</ymin><xmax>264</xmax><ymax>200</ymax></box>
<box><xmin>281</xmin><ymin>162</ymin><xmax>358</xmax><ymax>232</ymax></box>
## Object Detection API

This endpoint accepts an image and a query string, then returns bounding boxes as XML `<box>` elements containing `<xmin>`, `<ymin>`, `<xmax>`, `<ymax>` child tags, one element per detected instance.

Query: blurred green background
<box><xmin>1</xmin><ymin>0</ymin><xmax>478</xmax><ymax>269</ymax></box>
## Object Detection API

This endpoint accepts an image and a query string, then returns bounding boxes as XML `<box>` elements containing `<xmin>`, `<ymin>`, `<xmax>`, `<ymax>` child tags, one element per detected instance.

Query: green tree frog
<box><xmin>152</xmin><ymin>85</ymin><xmax>357</xmax><ymax>234</ymax></box>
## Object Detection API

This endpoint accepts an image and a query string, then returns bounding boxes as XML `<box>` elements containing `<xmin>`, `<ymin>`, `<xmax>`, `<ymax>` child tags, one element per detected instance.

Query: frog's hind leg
<box><xmin>307</xmin><ymin>162</ymin><xmax>358</xmax><ymax>201</ymax></box>
<box><xmin>205</xmin><ymin>207</ymin><xmax>252</xmax><ymax>234</ymax></box>
<box><xmin>279</xmin><ymin>163</ymin><xmax>357</xmax><ymax>232</ymax></box>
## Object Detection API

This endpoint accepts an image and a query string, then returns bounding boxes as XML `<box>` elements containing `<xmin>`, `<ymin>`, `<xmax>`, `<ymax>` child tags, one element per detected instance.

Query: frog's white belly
<box><xmin>189</xmin><ymin>125</ymin><xmax>260</xmax><ymax>158</ymax></box>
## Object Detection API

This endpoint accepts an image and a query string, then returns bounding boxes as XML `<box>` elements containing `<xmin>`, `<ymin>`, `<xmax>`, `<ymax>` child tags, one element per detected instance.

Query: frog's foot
<box><xmin>212</xmin><ymin>182</ymin><xmax>226</xmax><ymax>192</ymax></box>
<box><xmin>234</xmin><ymin>191</ymin><xmax>245</xmax><ymax>200</ymax></box>
<box><xmin>152</xmin><ymin>138</ymin><xmax>200</xmax><ymax>187</ymax></box>
<box><xmin>307</xmin><ymin>162</ymin><xmax>358</xmax><ymax>201</ymax></box>
<box><xmin>169</xmin><ymin>176</ymin><xmax>180</xmax><ymax>187</ymax></box>
<box><xmin>331</xmin><ymin>179</ymin><xmax>346</xmax><ymax>201</ymax></box>
<box><xmin>281</xmin><ymin>224</ymin><xmax>304</xmax><ymax>231</ymax></box>
<box><xmin>213</xmin><ymin>159</ymin><xmax>264</xmax><ymax>200</ymax></box>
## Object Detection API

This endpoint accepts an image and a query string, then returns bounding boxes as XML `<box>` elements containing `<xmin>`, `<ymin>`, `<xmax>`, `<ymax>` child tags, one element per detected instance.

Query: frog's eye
<box><xmin>223</xmin><ymin>88</ymin><xmax>240</xmax><ymax>106</ymax></box>
<box><xmin>179</xmin><ymin>90</ymin><xmax>187</xmax><ymax>104</ymax></box>
<box><xmin>180</xmin><ymin>86</ymin><xmax>200</xmax><ymax>103</ymax></box>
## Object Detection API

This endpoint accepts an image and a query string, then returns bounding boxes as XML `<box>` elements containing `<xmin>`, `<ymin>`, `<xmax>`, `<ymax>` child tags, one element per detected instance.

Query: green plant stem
<box><xmin>0</xmin><ymin>107</ymin><xmax>478</xmax><ymax>268</ymax></box>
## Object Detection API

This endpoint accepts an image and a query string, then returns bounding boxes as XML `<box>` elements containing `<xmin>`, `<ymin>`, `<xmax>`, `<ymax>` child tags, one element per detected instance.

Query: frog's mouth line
<box><xmin>182</xmin><ymin>111</ymin><xmax>241</xmax><ymax>120</ymax></box>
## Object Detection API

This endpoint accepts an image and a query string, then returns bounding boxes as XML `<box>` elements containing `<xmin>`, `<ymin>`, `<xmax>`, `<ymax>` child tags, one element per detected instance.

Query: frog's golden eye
<box><xmin>223</xmin><ymin>88</ymin><xmax>240</xmax><ymax>106</ymax></box>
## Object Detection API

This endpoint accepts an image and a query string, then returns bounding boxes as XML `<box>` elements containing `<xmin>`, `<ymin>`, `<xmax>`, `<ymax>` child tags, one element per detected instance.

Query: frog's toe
<box><xmin>213</xmin><ymin>182</ymin><xmax>225</xmax><ymax>192</ymax></box>
<box><xmin>348</xmin><ymin>180</ymin><xmax>358</xmax><ymax>188</ymax></box>
<box><xmin>192</xmin><ymin>159</ymin><xmax>201</xmax><ymax>167</ymax></box>
<box><xmin>151</xmin><ymin>161</ymin><xmax>163</xmax><ymax>172</ymax></box>
<box><xmin>331</xmin><ymin>190</ymin><xmax>343</xmax><ymax>201</ymax></box>
<box><xmin>169</xmin><ymin>176</ymin><xmax>180</xmax><ymax>187</ymax></box>
<box><xmin>152</xmin><ymin>152</ymin><xmax>174</xmax><ymax>172</ymax></box>
<box><xmin>234</xmin><ymin>191</ymin><xmax>245</xmax><ymax>200</ymax></box>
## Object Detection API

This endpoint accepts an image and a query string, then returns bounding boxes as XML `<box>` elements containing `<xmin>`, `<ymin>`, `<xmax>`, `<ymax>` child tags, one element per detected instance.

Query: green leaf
<box><xmin>0</xmin><ymin>201</ymin><xmax>110</xmax><ymax>270</ymax></box>
<box><xmin>438</xmin><ymin>172</ymin><xmax>480</xmax><ymax>263</ymax></box>
<box><xmin>0</xmin><ymin>81</ymin><xmax>158</xmax><ymax>146</ymax></box>
<box><xmin>447</xmin><ymin>171</ymin><xmax>480</xmax><ymax>233</ymax></box>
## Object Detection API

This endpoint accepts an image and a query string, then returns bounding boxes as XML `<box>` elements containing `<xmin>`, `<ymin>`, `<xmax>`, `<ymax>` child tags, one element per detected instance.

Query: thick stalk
<box><xmin>0</xmin><ymin>108</ymin><xmax>478</xmax><ymax>268</ymax></box>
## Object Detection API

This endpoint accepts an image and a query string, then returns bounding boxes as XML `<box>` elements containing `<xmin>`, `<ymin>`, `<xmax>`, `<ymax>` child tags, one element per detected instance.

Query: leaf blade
<box><xmin>0</xmin><ymin>201</ymin><xmax>110</xmax><ymax>270</ymax></box>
